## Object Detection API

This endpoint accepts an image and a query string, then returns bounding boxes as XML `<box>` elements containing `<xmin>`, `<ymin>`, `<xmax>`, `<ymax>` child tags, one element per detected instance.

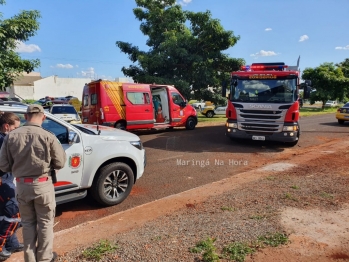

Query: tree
<box><xmin>0</xmin><ymin>0</ymin><xmax>41</xmax><ymax>90</ymax></box>
<box><xmin>302</xmin><ymin>62</ymin><xmax>349</xmax><ymax>108</ymax></box>
<box><xmin>336</xmin><ymin>58</ymin><xmax>349</xmax><ymax>78</ymax></box>
<box><xmin>116</xmin><ymin>0</ymin><xmax>244</xmax><ymax>100</ymax></box>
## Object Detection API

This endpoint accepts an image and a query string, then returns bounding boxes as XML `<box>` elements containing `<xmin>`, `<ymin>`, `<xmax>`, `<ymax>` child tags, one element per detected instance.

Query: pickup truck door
<box><xmin>42</xmin><ymin>117</ymin><xmax>84</xmax><ymax>189</ymax></box>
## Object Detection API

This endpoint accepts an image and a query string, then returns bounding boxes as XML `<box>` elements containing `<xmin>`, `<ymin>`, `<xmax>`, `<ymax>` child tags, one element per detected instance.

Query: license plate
<box><xmin>252</xmin><ymin>136</ymin><xmax>265</xmax><ymax>141</ymax></box>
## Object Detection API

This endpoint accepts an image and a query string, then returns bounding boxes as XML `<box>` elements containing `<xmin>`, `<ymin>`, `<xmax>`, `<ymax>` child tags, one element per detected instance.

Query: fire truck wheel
<box><xmin>89</xmin><ymin>162</ymin><xmax>134</xmax><ymax>206</ymax></box>
<box><xmin>186</xmin><ymin>117</ymin><xmax>196</xmax><ymax>130</ymax></box>
<box><xmin>206</xmin><ymin>111</ymin><xmax>214</xmax><ymax>118</ymax></box>
<box><xmin>115</xmin><ymin>122</ymin><xmax>126</xmax><ymax>130</ymax></box>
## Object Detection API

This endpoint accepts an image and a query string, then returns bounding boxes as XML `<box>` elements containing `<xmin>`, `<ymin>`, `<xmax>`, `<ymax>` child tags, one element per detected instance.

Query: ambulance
<box><xmin>81</xmin><ymin>80</ymin><xmax>198</xmax><ymax>131</ymax></box>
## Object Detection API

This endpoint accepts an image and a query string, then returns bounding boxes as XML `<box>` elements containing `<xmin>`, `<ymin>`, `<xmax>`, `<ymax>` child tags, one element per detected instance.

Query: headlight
<box><xmin>283</xmin><ymin>126</ymin><xmax>298</xmax><ymax>131</ymax></box>
<box><xmin>226</xmin><ymin>123</ymin><xmax>238</xmax><ymax>128</ymax></box>
<box><xmin>130</xmin><ymin>141</ymin><xmax>143</xmax><ymax>150</ymax></box>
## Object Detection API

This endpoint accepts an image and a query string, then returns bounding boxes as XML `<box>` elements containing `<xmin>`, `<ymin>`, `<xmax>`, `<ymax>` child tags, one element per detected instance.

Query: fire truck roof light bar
<box><xmin>241</xmin><ymin>65</ymin><xmax>289</xmax><ymax>71</ymax></box>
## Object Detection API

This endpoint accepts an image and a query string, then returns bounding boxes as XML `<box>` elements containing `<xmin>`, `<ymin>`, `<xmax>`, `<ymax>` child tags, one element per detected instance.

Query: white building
<box><xmin>8</xmin><ymin>72</ymin><xmax>92</xmax><ymax>100</ymax></box>
<box><xmin>8</xmin><ymin>73</ymin><xmax>134</xmax><ymax>101</ymax></box>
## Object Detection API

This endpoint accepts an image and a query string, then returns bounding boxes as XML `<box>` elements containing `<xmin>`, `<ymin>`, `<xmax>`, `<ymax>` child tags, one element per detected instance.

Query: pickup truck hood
<box><xmin>75</xmin><ymin>124</ymin><xmax>140</xmax><ymax>141</ymax></box>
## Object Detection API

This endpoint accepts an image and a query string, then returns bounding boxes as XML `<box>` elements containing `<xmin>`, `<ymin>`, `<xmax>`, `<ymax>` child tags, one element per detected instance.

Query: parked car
<box><xmin>336</xmin><ymin>102</ymin><xmax>349</xmax><ymax>124</ymax></box>
<box><xmin>325</xmin><ymin>100</ymin><xmax>338</xmax><ymax>107</ymax></box>
<box><xmin>49</xmin><ymin>104</ymin><xmax>82</xmax><ymax>124</ymax></box>
<box><xmin>1</xmin><ymin>102</ymin><xmax>145</xmax><ymax>206</ymax></box>
<box><xmin>214</xmin><ymin>106</ymin><xmax>227</xmax><ymax>116</ymax></box>
<box><xmin>201</xmin><ymin>105</ymin><xmax>227</xmax><ymax>118</ymax></box>
<box><xmin>201</xmin><ymin>105</ymin><xmax>215</xmax><ymax>118</ymax></box>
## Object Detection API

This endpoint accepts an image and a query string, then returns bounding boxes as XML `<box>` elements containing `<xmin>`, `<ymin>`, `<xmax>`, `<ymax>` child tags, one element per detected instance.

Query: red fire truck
<box><xmin>222</xmin><ymin>61</ymin><xmax>310</xmax><ymax>146</ymax></box>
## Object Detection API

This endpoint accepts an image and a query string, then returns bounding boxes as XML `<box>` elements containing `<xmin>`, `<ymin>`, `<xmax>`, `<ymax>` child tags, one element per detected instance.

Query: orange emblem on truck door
<box><xmin>69</xmin><ymin>154</ymin><xmax>81</xmax><ymax>169</ymax></box>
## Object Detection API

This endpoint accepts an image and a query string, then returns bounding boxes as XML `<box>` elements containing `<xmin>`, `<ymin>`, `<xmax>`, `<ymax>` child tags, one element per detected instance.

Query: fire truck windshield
<box><xmin>230</xmin><ymin>78</ymin><xmax>297</xmax><ymax>103</ymax></box>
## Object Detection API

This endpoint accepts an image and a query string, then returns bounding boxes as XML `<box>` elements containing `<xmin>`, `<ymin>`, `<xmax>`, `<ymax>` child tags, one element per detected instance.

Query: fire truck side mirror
<box><xmin>303</xmin><ymin>80</ymin><xmax>312</xmax><ymax>99</ymax></box>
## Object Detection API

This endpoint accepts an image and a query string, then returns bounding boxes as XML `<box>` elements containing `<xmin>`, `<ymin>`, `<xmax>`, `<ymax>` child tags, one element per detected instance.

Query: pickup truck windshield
<box><xmin>230</xmin><ymin>79</ymin><xmax>297</xmax><ymax>103</ymax></box>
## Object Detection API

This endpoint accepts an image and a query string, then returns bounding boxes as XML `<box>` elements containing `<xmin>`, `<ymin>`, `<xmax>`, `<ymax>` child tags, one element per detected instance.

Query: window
<box><xmin>42</xmin><ymin>118</ymin><xmax>69</xmax><ymax>144</ymax></box>
<box><xmin>171</xmin><ymin>92</ymin><xmax>184</xmax><ymax>105</ymax></box>
<box><xmin>91</xmin><ymin>94</ymin><xmax>97</xmax><ymax>105</ymax></box>
<box><xmin>127</xmin><ymin>92</ymin><xmax>150</xmax><ymax>105</ymax></box>
<box><xmin>83</xmin><ymin>95</ymin><xmax>89</xmax><ymax>107</ymax></box>
<box><xmin>13</xmin><ymin>112</ymin><xmax>70</xmax><ymax>144</ymax></box>
<box><xmin>51</xmin><ymin>106</ymin><xmax>77</xmax><ymax>114</ymax></box>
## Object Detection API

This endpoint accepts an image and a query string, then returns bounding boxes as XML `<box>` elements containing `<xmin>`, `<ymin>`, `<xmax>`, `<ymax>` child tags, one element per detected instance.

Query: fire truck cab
<box><xmin>222</xmin><ymin>62</ymin><xmax>305</xmax><ymax>146</ymax></box>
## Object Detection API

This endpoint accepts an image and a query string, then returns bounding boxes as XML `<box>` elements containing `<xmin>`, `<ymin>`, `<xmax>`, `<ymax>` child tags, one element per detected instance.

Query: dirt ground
<box><xmin>7</xmin><ymin>138</ymin><xmax>349</xmax><ymax>262</ymax></box>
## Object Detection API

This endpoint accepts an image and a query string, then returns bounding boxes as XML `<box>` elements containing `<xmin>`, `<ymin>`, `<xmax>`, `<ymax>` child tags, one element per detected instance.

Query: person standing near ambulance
<box><xmin>0</xmin><ymin>105</ymin><xmax>66</xmax><ymax>262</ymax></box>
<box><xmin>0</xmin><ymin>112</ymin><xmax>23</xmax><ymax>261</ymax></box>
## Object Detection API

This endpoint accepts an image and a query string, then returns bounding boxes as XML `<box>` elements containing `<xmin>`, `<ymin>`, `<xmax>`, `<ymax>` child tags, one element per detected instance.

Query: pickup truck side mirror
<box><xmin>68</xmin><ymin>131</ymin><xmax>79</xmax><ymax>144</ymax></box>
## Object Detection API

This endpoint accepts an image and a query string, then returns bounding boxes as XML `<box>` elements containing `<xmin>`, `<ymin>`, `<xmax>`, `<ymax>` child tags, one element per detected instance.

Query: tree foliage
<box><xmin>302</xmin><ymin>61</ymin><xmax>349</xmax><ymax>108</ymax></box>
<box><xmin>116</xmin><ymin>0</ymin><xmax>244</xmax><ymax>101</ymax></box>
<box><xmin>0</xmin><ymin>0</ymin><xmax>41</xmax><ymax>90</ymax></box>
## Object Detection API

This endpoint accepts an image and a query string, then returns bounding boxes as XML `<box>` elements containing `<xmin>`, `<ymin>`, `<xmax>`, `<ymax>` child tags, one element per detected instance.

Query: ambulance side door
<box><xmin>170</xmin><ymin>92</ymin><xmax>186</xmax><ymax>123</ymax></box>
<box><xmin>124</xmin><ymin>89</ymin><xmax>154</xmax><ymax>128</ymax></box>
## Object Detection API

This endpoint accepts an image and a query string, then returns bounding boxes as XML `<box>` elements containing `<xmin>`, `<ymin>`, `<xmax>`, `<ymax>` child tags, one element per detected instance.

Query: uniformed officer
<box><xmin>0</xmin><ymin>105</ymin><xmax>66</xmax><ymax>262</ymax></box>
<box><xmin>0</xmin><ymin>112</ymin><xmax>23</xmax><ymax>261</ymax></box>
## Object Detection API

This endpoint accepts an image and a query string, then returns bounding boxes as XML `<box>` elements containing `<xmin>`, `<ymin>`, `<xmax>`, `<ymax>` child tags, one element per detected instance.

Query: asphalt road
<box><xmin>53</xmin><ymin>114</ymin><xmax>348</xmax><ymax>231</ymax></box>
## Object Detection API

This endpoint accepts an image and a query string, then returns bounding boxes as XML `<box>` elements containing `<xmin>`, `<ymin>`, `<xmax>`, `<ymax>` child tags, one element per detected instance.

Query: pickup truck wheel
<box><xmin>206</xmin><ymin>111</ymin><xmax>214</xmax><ymax>118</ymax></box>
<box><xmin>338</xmin><ymin>120</ymin><xmax>345</xmax><ymax>125</ymax></box>
<box><xmin>185</xmin><ymin>117</ymin><xmax>196</xmax><ymax>130</ymax></box>
<box><xmin>90</xmin><ymin>162</ymin><xmax>134</xmax><ymax>206</ymax></box>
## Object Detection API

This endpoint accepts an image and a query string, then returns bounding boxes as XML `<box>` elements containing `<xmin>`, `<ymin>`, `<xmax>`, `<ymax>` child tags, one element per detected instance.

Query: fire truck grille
<box><xmin>237</xmin><ymin>109</ymin><xmax>286</xmax><ymax>133</ymax></box>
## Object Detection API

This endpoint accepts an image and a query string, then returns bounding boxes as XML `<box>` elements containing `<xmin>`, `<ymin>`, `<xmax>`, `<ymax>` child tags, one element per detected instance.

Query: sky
<box><xmin>2</xmin><ymin>0</ymin><xmax>349</xmax><ymax>80</ymax></box>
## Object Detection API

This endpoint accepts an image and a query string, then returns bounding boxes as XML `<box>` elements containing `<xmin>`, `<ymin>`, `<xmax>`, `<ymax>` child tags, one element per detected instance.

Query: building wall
<box><xmin>33</xmin><ymin>76</ymin><xmax>91</xmax><ymax>100</ymax></box>
<box><xmin>8</xmin><ymin>86</ymin><xmax>35</xmax><ymax>100</ymax></box>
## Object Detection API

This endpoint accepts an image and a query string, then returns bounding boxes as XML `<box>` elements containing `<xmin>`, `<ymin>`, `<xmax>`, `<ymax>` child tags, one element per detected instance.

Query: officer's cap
<box><xmin>27</xmin><ymin>104</ymin><xmax>45</xmax><ymax>114</ymax></box>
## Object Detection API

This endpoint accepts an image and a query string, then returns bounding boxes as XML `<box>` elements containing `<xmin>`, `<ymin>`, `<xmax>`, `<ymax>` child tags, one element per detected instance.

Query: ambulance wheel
<box><xmin>115</xmin><ymin>121</ymin><xmax>126</xmax><ymax>130</ymax></box>
<box><xmin>186</xmin><ymin>117</ymin><xmax>196</xmax><ymax>130</ymax></box>
<box><xmin>89</xmin><ymin>162</ymin><xmax>134</xmax><ymax>207</ymax></box>
<box><xmin>206</xmin><ymin>111</ymin><xmax>214</xmax><ymax>118</ymax></box>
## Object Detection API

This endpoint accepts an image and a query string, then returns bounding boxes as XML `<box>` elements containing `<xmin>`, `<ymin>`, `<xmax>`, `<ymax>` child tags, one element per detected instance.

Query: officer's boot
<box><xmin>0</xmin><ymin>247</ymin><xmax>11</xmax><ymax>261</ymax></box>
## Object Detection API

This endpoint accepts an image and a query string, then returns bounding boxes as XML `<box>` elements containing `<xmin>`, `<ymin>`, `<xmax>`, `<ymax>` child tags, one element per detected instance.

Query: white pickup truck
<box><xmin>1</xmin><ymin>102</ymin><xmax>146</xmax><ymax>207</ymax></box>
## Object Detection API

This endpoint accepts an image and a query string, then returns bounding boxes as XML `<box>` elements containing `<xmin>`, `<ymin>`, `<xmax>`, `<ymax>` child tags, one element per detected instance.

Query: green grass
<box><xmin>283</xmin><ymin>192</ymin><xmax>298</xmax><ymax>202</ymax></box>
<box><xmin>221</xmin><ymin>206</ymin><xmax>236</xmax><ymax>212</ymax></box>
<box><xmin>197</xmin><ymin>115</ymin><xmax>227</xmax><ymax>123</ymax></box>
<box><xmin>290</xmin><ymin>185</ymin><xmax>300</xmax><ymax>190</ymax></box>
<box><xmin>257</xmin><ymin>232</ymin><xmax>289</xmax><ymax>247</ymax></box>
<box><xmin>320</xmin><ymin>192</ymin><xmax>334</xmax><ymax>199</ymax></box>
<box><xmin>190</xmin><ymin>237</ymin><xmax>220</xmax><ymax>262</ymax></box>
<box><xmin>249</xmin><ymin>214</ymin><xmax>266</xmax><ymax>220</ymax></box>
<box><xmin>300</xmin><ymin>106</ymin><xmax>339</xmax><ymax>117</ymax></box>
<box><xmin>81</xmin><ymin>240</ymin><xmax>118</xmax><ymax>261</ymax></box>
<box><xmin>223</xmin><ymin>242</ymin><xmax>255</xmax><ymax>262</ymax></box>
<box><xmin>197</xmin><ymin>106</ymin><xmax>339</xmax><ymax>124</ymax></box>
